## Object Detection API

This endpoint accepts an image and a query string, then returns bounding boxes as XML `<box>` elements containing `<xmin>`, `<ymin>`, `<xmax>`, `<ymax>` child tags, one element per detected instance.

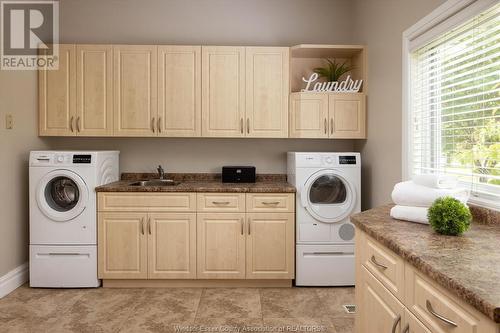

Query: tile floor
<box><xmin>0</xmin><ymin>285</ymin><xmax>355</xmax><ymax>333</ymax></box>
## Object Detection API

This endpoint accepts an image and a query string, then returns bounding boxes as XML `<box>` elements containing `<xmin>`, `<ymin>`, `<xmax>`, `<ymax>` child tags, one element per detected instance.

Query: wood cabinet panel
<box><xmin>405</xmin><ymin>266</ymin><xmax>496</xmax><ymax>333</ymax></box>
<box><xmin>246</xmin><ymin>213</ymin><xmax>294</xmax><ymax>279</ymax></box>
<box><xmin>39</xmin><ymin>44</ymin><xmax>76</xmax><ymax>136</ymax></box>
<box><xmin>98</xmin><ymin>192</ymin><xmax>196</xmax><ymax>212</ymax></box>
<box><xmin>197</xmin><ymin>213</ymin><xmax>246</xmax><ymax>279</ymax></box>
<box><xmin>289</xmin><ymin>93</ymin><xmax>328</xmax><ymax>138</ymax></box>
<box><xmin>329</xmin><ymin>93</ymin><xmax>366</xmax><ymax>138</ymax></box>
<box><xmin>360</xmin><ymin>232</ymin><xmax>405</xmax><ymax>302</ymax></box>
<box><xmin>201</xmin><ymin>46</ymin><xmax>245</xmax><ymax>137</ymax></box>
<box><xmin>148</xmin><ymin>213</ymin><xmax>196</xmax><ymax>279</ymax></box>
<box><xmin>76</xmin><ymin>45</ymin><xmax>113</xmax><ymax>136</ymax></box>
<box><xmin>246</xmin><ymin>193</ymin><xmax>295</xmax><ymax>213</ymax></box>
<box><xmin>196</xmin><ymin>193</ymin><xmax>245</xmax><ymax>212</ymax></box>
<box><xmin>405</xmin><ymin>310</ymin><xmax>432</xmax><ymax>333</ymax></box>
<box><xmin>113</xmin><ymin>45</ymin><xmax>157</xmax><ymax>136</ymax></box>
<box><xmin>158</xmin><ymin>46</ymin><xmax>201</xmax><ymax>137</ymax></box>
<box><xmin>98</xmin><ymin>212</ymin><xmax>147</xmax><ymax>279</ymax></box>
<box><xmin>357</xmin><ymin>265</ymin><xmax>405</xmax><ymax>333</ymax></box>
<box><xmin>245</xmin><ymin>47</ymin><xmax>289</xmax><ymax>138</ymax></box>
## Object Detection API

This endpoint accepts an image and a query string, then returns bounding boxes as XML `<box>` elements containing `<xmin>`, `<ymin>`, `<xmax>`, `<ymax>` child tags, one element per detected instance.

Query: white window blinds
<box><xmin>409</xmin><ymin>3</ymin><xmax>500</xmax><ymax>207</ymax></box>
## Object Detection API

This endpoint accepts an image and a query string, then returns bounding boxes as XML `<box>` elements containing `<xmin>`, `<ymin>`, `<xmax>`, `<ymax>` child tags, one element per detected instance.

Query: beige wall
<box><xmin>352</xmin><ymin>0</ymin><xmax>444</xmax><ymax>209</ymax></box>
<box><xmin>0</xmin><ymin>0</ymin><xmax>356</xmax><ymax>277</ymax></box>
<box><xmin>49</xmin><ymin>0</ymin><xmax>359</xmax><ymax>173</ymax></box>
<box><xmin>0</xmin><ymin>71</ymin><xmax>50</xmax><ymax>276</ymax></box>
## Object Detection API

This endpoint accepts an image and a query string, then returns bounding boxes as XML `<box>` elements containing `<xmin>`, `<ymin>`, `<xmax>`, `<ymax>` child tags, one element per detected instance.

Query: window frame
<box><xmin>402</xmin><ymin>0</ymin><xmax>499</xmax><ymax>210</ymax></box>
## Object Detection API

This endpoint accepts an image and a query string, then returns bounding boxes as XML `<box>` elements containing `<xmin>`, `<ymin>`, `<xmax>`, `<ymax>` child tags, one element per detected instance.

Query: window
<box><xmin>405</xmin><ymin>1</ymin><xmax>499</xmax><ymax>209</ymax></box>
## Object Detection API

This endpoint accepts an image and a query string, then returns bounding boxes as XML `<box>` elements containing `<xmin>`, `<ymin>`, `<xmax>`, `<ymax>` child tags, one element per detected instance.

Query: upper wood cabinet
<box><xmin>113</xmin><ymin>45</ymin><xmax>158</xmax><ymax>137</ymax></box>
<box><xmin>39</xmin><ymin>44</ymin><xmax>76</xmax><ymax>136</ymax></box>
<box><xmin>245</xmin><ymin>47</ymin><xmax>289</xmax><ymax>138</ymax></box>
<box><xmin>289</xmin><ymin>92</ymin><xmax>329</xmax><ymax>138</ymax></box>
<box><xmin>76</xmin><ymin>45</ymin><xmax>113</xmax><ymax>136</ymax></box>
<box><xmin>329</xmin><ymin>93</ymin><xmax>366</xmax><ymax>138</ymax></box>
<box><xmin>290</xmin><ymin>92</ymin><xmax>366</xmax><ymax>139</ymax></box>
<box><xmin>158</xmin><ymin>46</ymin><xmax>201</xmax><ymax>137</ymax></box>
<box><xmin>201</xmin><ymin>46</ymin><xmax>246</xmax><ymax>137</ymax></box>
<box><xmin>39</xmin><ymin>44</ymin><xmax>365</xmax><ymax>139</ymax></box>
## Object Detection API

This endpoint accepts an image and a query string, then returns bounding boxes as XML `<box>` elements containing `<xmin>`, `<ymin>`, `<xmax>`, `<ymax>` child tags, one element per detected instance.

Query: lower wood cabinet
<box><xmin>98</xmin><ymin>212</ymin><xmax>148</xmax><ymax>279</ymax></box>
<box><xmin>197</xmin><ymin>213</ymin><xmax>246</xmax><ymax>279</ymax></box>
<box><xmin>355</xmin><ymin>230</ymin><xmax>499</xmax><ymax>333</ymax></box>
<box><xmin>246</xmin><ymin>213</ymin><xmax>294</xmax><ymax>279</ymax></box>
<box><xmin>97</xmin><ymin>192</ymin><xmax>295</xmax><ymax>283</ymax></box>
<box><xmin>98</xmin><ymin>212</ymin><xmax>196</xmax><ymax>279</ymax></box>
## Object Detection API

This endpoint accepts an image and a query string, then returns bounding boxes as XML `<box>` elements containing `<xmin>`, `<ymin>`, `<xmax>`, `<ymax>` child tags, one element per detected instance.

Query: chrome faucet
<box><xmin>157</xmin><ymin>165</ymin><xmax>165</xmax><ymax>180</ymax></box>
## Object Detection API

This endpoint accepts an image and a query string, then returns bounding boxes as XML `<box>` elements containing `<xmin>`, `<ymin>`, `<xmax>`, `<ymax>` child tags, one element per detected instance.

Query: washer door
<box><xmin>301</xmin><ymin>169</ymin><xmax>356</xmax><ymax>223</ymax></box>
<box><xmin>36</xmin><ymin>170</ymin><xmax>89</xmax><ymax>222</ymax></box>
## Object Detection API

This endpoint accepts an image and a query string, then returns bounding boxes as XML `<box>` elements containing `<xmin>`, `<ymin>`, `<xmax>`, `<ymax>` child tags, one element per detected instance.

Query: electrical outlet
<box><xmin>5</xmin><ymin>114</ymin><xmax>13</xmax><ymax>129</ymax></box>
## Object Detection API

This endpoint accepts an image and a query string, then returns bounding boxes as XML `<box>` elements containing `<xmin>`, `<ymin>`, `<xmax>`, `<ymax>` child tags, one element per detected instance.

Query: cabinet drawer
<box><xmin>360</xmin><ymin>232</ymin><xmax>405</xmax><ymax>301</ymax></box>
<box><xmin>246</xmin><ymin>193</ymin><xmax>294</xmax><ymax>212</ymax></box>
<box><xmin>197</xmin><ymin>193</ymin><xmax>245</xmax><ymax>212</ymax></box>
<box><xmin>406</xmin><ymin>267</ymin><xmax>497</xmax><ymax>333</ymax></box>
<box><xmin>98</xmin><ymin>192</ymin><xmax>196</xmax><ymax>212</ymax></box>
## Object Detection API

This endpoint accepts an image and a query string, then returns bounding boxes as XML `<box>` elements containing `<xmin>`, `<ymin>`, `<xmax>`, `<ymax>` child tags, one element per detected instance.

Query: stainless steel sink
<box><xmin>129</xmin><ymin>179</ymin><xmax>180</xmax><ymax>187</ymax></box>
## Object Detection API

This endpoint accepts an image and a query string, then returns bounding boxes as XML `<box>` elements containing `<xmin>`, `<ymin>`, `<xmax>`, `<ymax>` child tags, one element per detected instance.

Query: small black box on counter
<box><xmin>222</xmin><ymin>166</ymin><xmax>256</xmax><ymax>183</ymax></box>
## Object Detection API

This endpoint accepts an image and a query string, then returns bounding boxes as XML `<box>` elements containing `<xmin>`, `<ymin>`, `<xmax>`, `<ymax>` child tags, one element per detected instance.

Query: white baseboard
<box><xmin>0</xmin><ymin>263</ymin><xmax>28</xmax><ymax>298</ymax></box>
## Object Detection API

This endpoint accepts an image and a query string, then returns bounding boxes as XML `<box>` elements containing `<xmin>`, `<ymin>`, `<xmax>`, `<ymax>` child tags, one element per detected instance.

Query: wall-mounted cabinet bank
<box><xmin>39</xmin><ymin>44</ymin><xmax>366</xmax><ymax>139</ymax></box>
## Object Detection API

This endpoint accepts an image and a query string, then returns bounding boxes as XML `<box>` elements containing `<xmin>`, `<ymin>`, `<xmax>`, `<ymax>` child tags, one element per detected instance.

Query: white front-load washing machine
<box><xmin>287</xmin><ymin>152</ymin><xmax>360</xmax><ymax>286</ymax></box>
<box><xmin>29</xmin><ymin>151</ymin><xmax>119</xmax><ymax>287</ymax></box>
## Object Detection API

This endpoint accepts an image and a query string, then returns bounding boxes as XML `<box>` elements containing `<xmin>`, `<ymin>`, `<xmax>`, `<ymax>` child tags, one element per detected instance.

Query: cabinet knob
<box><xmin>324</xmin><ymin>118</ymin><xmax>327</xmax><ymax>134</ymax></box>
<box><xmin>151</xmin><ymin>118</ymin><xmax>156</xmax><ymax>133</ymax></box>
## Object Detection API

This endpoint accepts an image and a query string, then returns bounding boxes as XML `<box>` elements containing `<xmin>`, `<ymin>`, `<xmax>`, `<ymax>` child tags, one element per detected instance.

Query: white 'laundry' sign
<box><xmin>301</xmin><ymin>73</ymin><xmax>363</xmax><ymax>93</ymax></box>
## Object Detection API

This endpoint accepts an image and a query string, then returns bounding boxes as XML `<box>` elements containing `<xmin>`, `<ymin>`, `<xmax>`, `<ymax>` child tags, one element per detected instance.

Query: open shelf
<box><xmin>290</xmin><ymin>44</ymin><xmax>367</xmax><ymax>93</ymax></box>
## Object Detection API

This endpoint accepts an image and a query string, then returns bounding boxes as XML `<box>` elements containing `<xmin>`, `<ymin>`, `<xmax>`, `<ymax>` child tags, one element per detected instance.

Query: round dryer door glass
<box><xmin>45</xmin><ymin>177</ymin><xmax>80</xmax><ymax>212</ymax></box>
<box><xmin>309</xmin><ymin>175</ymin><xmax>347</xmax><ymax>204</ymax></box>
<box><xmin>302</xmin><ymin>170</ymin><xmax>356</xmax><ymax>223</ymax></box>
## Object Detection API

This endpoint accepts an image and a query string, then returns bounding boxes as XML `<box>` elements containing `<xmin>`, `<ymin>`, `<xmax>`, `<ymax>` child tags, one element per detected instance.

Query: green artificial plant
<box><xmin>313</xmin><ymin>58</ymin><xmax>354</xmax><ymax>82</ymax></box>
<box><xmin>427</xmin><ymin>197</ymin><xmax>472</xmax><ymax>236</ymax></box>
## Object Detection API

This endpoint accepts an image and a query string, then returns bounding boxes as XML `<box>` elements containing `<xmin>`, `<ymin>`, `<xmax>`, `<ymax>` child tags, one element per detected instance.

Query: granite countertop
<box><xmin>96</xmin><ymin>173</ymin><xmax>296</xmax><ymax>193</ymax></box>
<box><xmin>351</xmin><ymin>205</ymin><xmax>500</xmax><ymax>323</ymax></box>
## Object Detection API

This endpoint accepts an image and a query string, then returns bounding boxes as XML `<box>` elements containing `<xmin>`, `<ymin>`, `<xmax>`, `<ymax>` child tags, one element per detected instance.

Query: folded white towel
<box><xmin>390</xmin><ymin>205</ymin><xmax>429</xmax><ymax>224</ymax></box>
<box><xmin>391</xmin><ymin>181</ymin><xmax>469</xmax><ymax>207</ymax></box>
<box><xmin>412</xmin><ymin>174</ymin><xmax>458</xmax><ymax>189</ymax></box>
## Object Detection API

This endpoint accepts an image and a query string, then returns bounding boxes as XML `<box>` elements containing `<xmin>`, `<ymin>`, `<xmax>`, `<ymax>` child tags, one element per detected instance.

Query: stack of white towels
<box><xmin>390</xmin><ymin>174</ymin><xmax>470</xmax><ymax>224</ymax></box>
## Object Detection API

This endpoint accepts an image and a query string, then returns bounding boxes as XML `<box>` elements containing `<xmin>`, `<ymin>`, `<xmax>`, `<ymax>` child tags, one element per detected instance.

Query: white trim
<box><xmin>402</xmin><ymin>0</ymin><xmax>499</xmax><ymax>209</ymax></box>
<box><xmin>0</xmin><ymin>263</ymin><xmax>28</xmax><ymax>299</ymax></box>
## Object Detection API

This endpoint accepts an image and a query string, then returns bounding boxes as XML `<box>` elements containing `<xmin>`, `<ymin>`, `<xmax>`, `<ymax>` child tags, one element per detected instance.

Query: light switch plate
<box><xmin>5</xmin><ymin>114</ymin><xmax>13</xmax><ymax>129</ymax></box>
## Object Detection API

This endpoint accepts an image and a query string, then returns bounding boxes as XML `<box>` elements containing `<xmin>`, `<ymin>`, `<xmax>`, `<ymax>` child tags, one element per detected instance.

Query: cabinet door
<box><xmin>76</xmin><ymin>45</ymin><xmax>113</xmax><ymax>136</ymax></box>
<box><xmin>289</xmin><ymin>93</ymin><xmax>329</xmax><ymax>138</ymax></box>
<box><xmin>39</xmin><ymin>44</ymin><xmax>76</xmax><ymax>136</ymax></box>
<box><xmin>329</xmin><ymin>93</ymin><xmax>366</xmax><ymax>139</ymax></box>
<box><xmin>148</xmin><ymin>213</ymin><xmax>196</xmax><ymax>279</ymax></box>
<box><xmin>201</xmin><ymin>46</ymin><xmax>245</xmax><ymax>137</ymax></box>
<box><xmin>405</xmin><ymin>310</ymin><xmax>431</xmax><ymax>333</ymax></box>
<box><xmin>98</xmin><ymin>212</ymin><xmax>147</xmax><ymax>279</ymax></box>
<box><xmin>197</xmin><ymin>213</ymin><xmax>246</xmax><ymax>279</ymax></box>
<box><xmin>245</xmin><ymin>47</ymin><xmax>289</xmax><ymax>138</ymax></box>
<box><xmin>113</xmin><ymin>45</ymin><xmax>158</xmax><ymax>136</ymax></box>
<box><xmin>158</xmin><ymin>46</ymin><xmax>201</xmax><ymax>137</ymax></box>
<box><xmin>246</xmin><ymin>213</ymin><xmax>294</xmax><ymax>279</ymax></box>
<box><xmin>357</xmin><ymin>266</ymin><xmax>405</xmax><ymax>333</ymax></box>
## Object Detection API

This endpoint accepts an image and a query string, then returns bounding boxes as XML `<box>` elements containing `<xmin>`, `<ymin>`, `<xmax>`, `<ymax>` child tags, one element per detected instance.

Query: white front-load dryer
<box><xmin>29</xmin><ymin>151</ymin><xmax>119</xmax><ymax>288</ymax></box>
<box><xmin>288</xmin><ymin>152</ymin><xmax>360</xmax><ymax>286</ymax></box>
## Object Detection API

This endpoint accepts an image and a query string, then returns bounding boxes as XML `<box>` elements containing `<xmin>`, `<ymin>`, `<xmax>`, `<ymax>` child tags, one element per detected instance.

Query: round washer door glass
<box><xmin>36</xmin><ymin>170</ymin><xmax>89</xmax><ymax>222</ymax></box>
<box><xmin>45</xmin><ymin>177</ymin><xmax>80</xmax><ymax>212</ymax></box>
<box><xmin>302</xmin><ymin>170</ymin><xmax>356</xmax><ymax>223</ymax></box>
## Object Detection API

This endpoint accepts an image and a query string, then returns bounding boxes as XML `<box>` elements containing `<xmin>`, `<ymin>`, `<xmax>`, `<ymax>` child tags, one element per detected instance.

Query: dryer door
<box><xmin>301</xmin><ymin>169</ymin><xmax>356</xmax><ymax>223</ymax></box>
<box><xmin>36</xmin><ymin>169</ymin><xmax>89</xmax><ymax>222</ymax></box>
